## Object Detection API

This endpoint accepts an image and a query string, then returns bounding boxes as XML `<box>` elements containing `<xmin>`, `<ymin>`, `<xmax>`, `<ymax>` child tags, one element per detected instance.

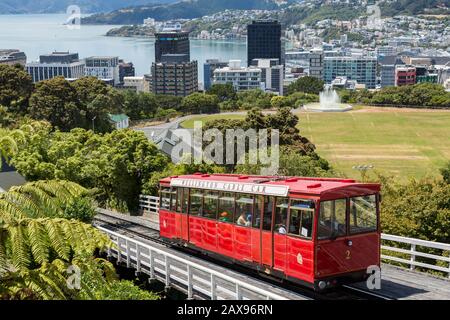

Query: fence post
<box><xmin>136</xmin><ymin>244</ymin><xmax>141</xmax><ymax>274</ymax></box>
<box><xmin>117</xmin><ymin>238</ymin><xmax>122</xmax><ymax>264</ymax></box>
<box><xmin>236</xmin><ymin>284</ymin><xmax>242</xmax><ymax>300</ymax></box>
<box><xmin>211</xmin><ymin>274</ymin><xmax>217</xmax><ymax>300</ymax></box>
<box><xmin>448</xmin><ymin>258</ymin><xmax>450</xmax><ymax>280</ymax></box>
<box><xmin>126</xmin><ymin>239</ymin><xmax>130</xmax><ymax>268</ymax></box>
<box><xmin>149</xmin><ymin>250</ymin><xmax>155</xmax><ymax>281</ymax></box>
<box><xmin>187</xmin><ymin>265</ymin><xmax>194</xmax><ymax>300</ymax></box>
<box><xmin>410</xmin><ymin>244</ymin><xmax>416</xmax><ymax>271</ymax></box>
<box><xmin>165</xmin><ymin>255</ymin><xmax>171</xmax><ymax>290</ymax></box>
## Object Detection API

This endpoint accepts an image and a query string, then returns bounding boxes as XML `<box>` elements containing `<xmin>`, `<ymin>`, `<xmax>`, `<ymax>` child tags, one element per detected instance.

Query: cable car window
<box><xmin>218</xmin><ymin>192</ymin><xmax>234</xmax><ymax>223</ymax></box>
<box><xmin>182</xmin><ymin>188</ymin><xmax>189</xmax><ymax>214</ymax></box>
<box><xmin>189</xmin><ymin>189</ymin><xmax>203</xmax><ymax>216</ymax></box>
<box><xmin>288</xmin><ymin>200</ymin><xmax>314</xmax><ymax>239</ymax></box>
<box><xmin>318</xmin><ymin>199</ymin><xmax>347</xmax><ymax>240</ymax></box>
<box><xmin>262</xmin><ymin>196</ymin><xmax>274</xmax><ymax>231</ymax></box>
<box><xmin>170</xmin><ymin>187</ymin><xmax>177</xmax><ymax>211</ymax></box>
<box><xmin>350</xmin><ymin>195</ymin><xmax>377</xmax><ymax>234</ymax></box>
<box><xmin>253</xmin><ymin>195</ymin><xmax>263</xmax><ymax>228</ymax></box>
<box><xmin>274</xmin><ymin>198</ymin><xmax>289</xmax><ymax>234</ymax></box>
<box><xmin>160</xmin><ymin>187</ymin><xmax>171</xmax><ymax>210</ymax></box>
<box><xmin>203</xmin><ymin>191</ymin><xmax>219</xmax><ymax>219</ymax></box>
<box><xmin>235</xmin><ymin>194</ymin><xmax>254</xmax><ymax>227</ymax></box>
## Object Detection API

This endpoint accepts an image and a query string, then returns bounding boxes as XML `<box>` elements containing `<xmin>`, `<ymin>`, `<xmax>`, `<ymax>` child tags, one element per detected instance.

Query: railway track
<box><xmin>92</xmin><ymin>211</ymin><xmax>392</xmax><ymax>301</ymax></box>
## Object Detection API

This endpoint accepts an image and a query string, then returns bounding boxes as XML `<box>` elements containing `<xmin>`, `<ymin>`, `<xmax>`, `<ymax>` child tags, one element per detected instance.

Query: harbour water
<box><xmin>0</xmin><ymin>14</ymin><xmax>247</xmax><ymax>81</ymax></box>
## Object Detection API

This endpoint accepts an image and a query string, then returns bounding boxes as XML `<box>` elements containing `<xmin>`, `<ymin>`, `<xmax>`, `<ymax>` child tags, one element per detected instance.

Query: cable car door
<box><xmin>260</xmin><ymin>196</ymin><xmax>275</xmax><ymax>268</ymax></box>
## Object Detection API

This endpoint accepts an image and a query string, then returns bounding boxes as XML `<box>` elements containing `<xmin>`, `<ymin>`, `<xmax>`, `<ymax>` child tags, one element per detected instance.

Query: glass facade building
<box><xmin>247</xmin><ymin>20</ymin><xmax>283</xmax><ymax>67</ymax></box>
<box><xmin>155</xmin><ymin>32</ymin><xmax>190</xmax><ymax>63</ymax></box>
<box><xmin>323</xmin><ymin>57</ymin><xmax>377</xmax><ymax>89</ymax></box>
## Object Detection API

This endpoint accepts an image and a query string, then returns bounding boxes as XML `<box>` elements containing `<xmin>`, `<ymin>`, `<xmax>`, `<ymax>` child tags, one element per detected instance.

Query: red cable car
<box><xmin>159</xmin><ymin>174</ymin><xmax>381</xmax><ymax>291</ymax></box>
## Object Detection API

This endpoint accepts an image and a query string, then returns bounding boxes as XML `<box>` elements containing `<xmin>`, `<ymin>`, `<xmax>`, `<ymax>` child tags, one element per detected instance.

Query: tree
<box><xmin>11</xmin><ymin>126</ymin><xmax>170</xmax><ymax>212</ymax></box>
<box><xmin>72</xmin><ymin>77</ymin><xmax>123</xmax><ymax>132</ymax></box>
<box><xmin>28</xmin><ymin>77</ymin><xmax>81</xmax><ymax>131</ymax></box>
<box><xmin>181</xmin><ymin>93</ymin><xmax>219</xmax><ymax>114</ymax></box>
<box><xmin>207</xmin><ymin>83</ymin><xmax>237</xmax><ymax>102</ymax></box>
<box><xmin>287</xmin><ymin>76</ymin><xmax>324</xmax><ymax>95</ymax></box>
<box><xmin>0</xmin><ymin>64</ymin><xmax>33</xmax><ymax>114</ymax></box>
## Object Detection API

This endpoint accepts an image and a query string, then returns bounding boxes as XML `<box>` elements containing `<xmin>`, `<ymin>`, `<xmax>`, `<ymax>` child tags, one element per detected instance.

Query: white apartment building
<box><xmin>213</xmin><ymin>60</ymin><xmax>262</xmax><ymax>92</ymax></box>
<box><xmin>123</xmin><ymin>76</ymin><xmax>149</xmax><ymax>92</ymax></box>
<box><xmin>252</xmin><ymin>59</ymin><xmax>284</xmax><ymax>95</ymax></box>
<box><xmin>84</xmin><ymin>56</ymin><xmax>120</xmax><ymax>85</ymax></box>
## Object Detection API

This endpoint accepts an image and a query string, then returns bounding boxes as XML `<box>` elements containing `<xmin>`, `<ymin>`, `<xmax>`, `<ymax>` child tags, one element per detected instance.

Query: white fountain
<box><xmin>304</xmin><ymin>86</ymin><xmax>353</xmax><ymax>112</ymax></box>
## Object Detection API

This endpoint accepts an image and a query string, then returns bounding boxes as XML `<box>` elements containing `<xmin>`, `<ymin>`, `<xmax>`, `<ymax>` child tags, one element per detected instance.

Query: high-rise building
<box><xmin>309</xmin><ymin>48</ymin><xmax>324</xmax><ymax>80</ymax></box>
<box><xmin>380</xmin><ymin>64</ymin><xmax>396</xmax><ymax>88</ymax></box>
<box><xmin>203</xmin><ymin>59</ymin><xmax>228</xmax><ymax>90</ymax></box>
<box><xmin>151</xmin><ymin>54</ymin><xmax>198</xmax><ymax>96</ymax></box>
<box><xmin>26</xmin><ymin>51</ymin><xmax>85</xmax><ymax>83</ymax></box>
<box><xmin>213</xmin><ymin>60</ymin><xmax>262</xmax><ymax>92</ymax></box>
<box><xmin>155</xmin><ymin>31</ymin><xmax>190</xmax><ymax>63</ymax></box>
<box><xmin>323</xmin><ymin>56</ymin><xmax>377</xmax><ymax>89</ymax></box>
<box><xmin>84</xmin><ymin>56</ymin><xmax>120</xmax><ymax>85</ymax></box>
<box><xmin>251</xmin><ymin>59</ymin><xmax>284</xmax><ymax>95</ymax></box>
<box><xmin>0</xmin><ymin>49</ymin><xmax>26</xmax><ymax>67</ymax></box>
<box><xmin>395</xmin><ymin>65</ymin><xmax>416</xmax><ymax>86</ymax></box>
<box><xmin>247</xmin><ymin>20</ymin><xmax>283</xmax><ymax>67</ymax></box>
<box><xmin>118</xmin><ymin>59</ymin><xmax>135</xmax><ymax>84</ymax></box>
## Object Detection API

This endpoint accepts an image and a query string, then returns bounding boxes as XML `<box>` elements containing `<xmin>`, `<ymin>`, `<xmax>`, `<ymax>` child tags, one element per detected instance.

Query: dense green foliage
<box><xmin>441</xmin><ymin>162</ymin><xmax>450</xmax><ymax>185</ymax></box>
<box><xmin>207</xmin><ymin>83</ymin><xmax>237</xmax><ymax>102</ymax></box>
<box><xmin>287</xmin><ymin>76</ymin><xmax>325</xmax><ymax>95</ymax></box>
<box><xmin>28</xmin><ymin>76</ymin><xmax>123</xmax><ymax>132</ymax></box>
<box><xmin>181</xmin><ymin>92</ymin><xmax>220</xmax><ymax>114</ymax></box>
<box><xmin>0</xmin><ymin>64</ymin><xmax>33</xmax><ymax>114</ymax></box>
<box><xmin>340</xmin><ymin>83</ymin><xmax>450</xmax><ymax>108</ymax></box>
<box><xmin>10</xmin><ymin>123</ymin><xmax>169</xmax><ymax>212</ymax></box>
<box><xmin>380</xmin><ymin>175</ymin><xmax>450</xmax><ymax>244</ymax></box>
<box><xmin>0</xmin><ymin>178</ymin><xmax>158</xmax><ymax>300</ymax></box>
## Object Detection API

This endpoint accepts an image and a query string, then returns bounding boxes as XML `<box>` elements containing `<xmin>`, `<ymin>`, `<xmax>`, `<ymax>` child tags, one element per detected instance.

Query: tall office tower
<box><xmin>151</xmin><ymin>54</ymin><xmax>198</xmax><ymax>97</ymax></box>
<box><xmin>26</xmin><ymin>51</ymin><xmax>85</xmax><ymax>83</ymax></box>
<box><xmin>203</xmin><ymin>59</ymin><xmax>228</xmax><ymax>90</ymax></box>
<box><xmin>247</xmin><ymin>20</ymin><xmax>283</xmax><ymax>67</ymax></box>
<box><xmin>155</xmin><ymin>31</ymin><xmax>190</xmax><ymax>63</ymax></box>
<box><xmin>309</xmin><ymin>48</ymin><xmax>324</xmax><ymax>80</ymax></box>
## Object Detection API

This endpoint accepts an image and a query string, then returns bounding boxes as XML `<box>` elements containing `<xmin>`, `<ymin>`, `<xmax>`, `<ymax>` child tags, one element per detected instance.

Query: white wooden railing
<box><xmin>138</xmin><ymin>195</ymin><xmax>450</xmax><ymax>279</ymax></box>
<box><xmin>381</xmin><ymin>234</ymin><xmax>450</xmax><ymax>279</ymax></box>
<box><xmin>139</xmin><ymin>195</ymin><xmax>159</xmax><ymax>214</ymax></box>
<box><xmin>98</xmin><ymin>226</ymin><xmax>302</xmax><ymax>300</ymax></box>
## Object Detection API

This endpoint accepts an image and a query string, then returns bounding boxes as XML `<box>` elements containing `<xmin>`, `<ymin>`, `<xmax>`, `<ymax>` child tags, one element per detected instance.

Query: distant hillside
<box><xmin>380</xmin><ymin>0</ymin><xmax>449</xmax><ymax>16</ymax></box>
<box><xmin>82</xmin><ymin>0</ymin><xmax>294</xmax><ymax>25</ymax></box>
<box><xmin>0</xmin><ymin>0</ymin><xmax>177</xmax><ymax>14</ymax></box>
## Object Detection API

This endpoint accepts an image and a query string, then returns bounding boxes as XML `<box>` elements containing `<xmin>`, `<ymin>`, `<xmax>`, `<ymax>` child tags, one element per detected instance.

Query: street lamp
<box><xmin>92</xmin><ymin>116</ymin><xmax>97</xmax><ymax>133</ymax></box>
<box><xmin>352</xmin><ymin>164</ymin><xmax>374</xmax><ymax>182</ymax></box>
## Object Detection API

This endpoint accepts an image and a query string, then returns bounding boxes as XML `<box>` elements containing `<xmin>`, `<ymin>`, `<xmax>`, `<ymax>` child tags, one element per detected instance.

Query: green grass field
<box><xmin>181</xmin><ymin>108</ymin><xmax>450</xmax><ymax>180</ymax></box>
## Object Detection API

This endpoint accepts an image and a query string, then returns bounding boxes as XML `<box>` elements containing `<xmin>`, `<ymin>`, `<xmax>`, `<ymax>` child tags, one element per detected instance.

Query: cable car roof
<box><xmin>160</xmin><ymin>174</ymin><xmax>381</xmax><ymax>197</ymax></box>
